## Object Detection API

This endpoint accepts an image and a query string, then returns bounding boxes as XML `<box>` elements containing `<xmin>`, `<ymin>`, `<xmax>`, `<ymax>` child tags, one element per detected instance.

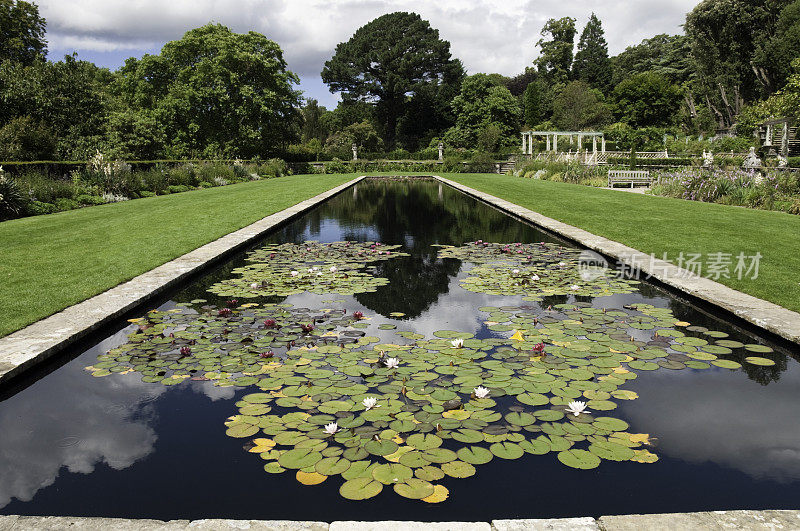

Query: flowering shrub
<box><xmin>651</xmin><ymin>167</ymin><xmax>800</xmax><ymax>214</ymax></box>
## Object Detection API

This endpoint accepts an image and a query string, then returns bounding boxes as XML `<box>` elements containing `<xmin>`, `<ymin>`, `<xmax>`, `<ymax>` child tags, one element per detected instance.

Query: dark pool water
<box><xmin>1</xmin><ymin>178</ymin><xmax>799</xmax><ymax>521</ymax></box>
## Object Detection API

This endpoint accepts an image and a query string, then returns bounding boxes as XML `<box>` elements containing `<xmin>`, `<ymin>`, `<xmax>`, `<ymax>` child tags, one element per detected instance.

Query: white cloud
<box><xmin>39</xmin><ymin>0</ymin><xmax>699</xmax><ymax>102</ymax></box>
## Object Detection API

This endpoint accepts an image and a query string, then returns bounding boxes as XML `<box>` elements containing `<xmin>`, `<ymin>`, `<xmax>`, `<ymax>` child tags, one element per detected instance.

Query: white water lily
<box><xmin>511</xmin><ymin>269</ymin><xmax>520</xmax><ymax>274</ymax></box>
<box><xmin>250</xmin><ymin>282</ymin><xmax>259</xmax><ymax>289</ymax></box>
<box><xmin>362</xmin><ymin>397</ymin><xmax>379</xmax><ymax>410</ymax></box>
<box><xmin>558</xmin><ymin>262</ymin><xmax>566</xmax><ymax>267</ymax></box>
<box><xmin>307</xmin><ymin>268</ymin><xmax>314</xmax><ymax>273</ymax></box>
<box><xmin>330</xmin><ymin>266</ymin><xmax>338</xmax><ymax>273</ymax></box>
<box><xmin>473</xmin><ymin>386</ymin><xmax>490</xmax><ymax>399</ymax></box>
<box><xmin>565</xmin><ymin>401</ymin><xmax>589</xmax><ymax>416</ymax></box>
<box><xmin>531</xmin><ymin>274</ymin><xmax>540</xmax><ymax>281</ymax></box>
<box><xmin>450</xmin><ymin>338</ymin><xmax>464</xmax><ymax>348</ymax></box>
<box><xmin>570</xmin><ymin>285</ymin><xmax>580</xmax><ymax>291</ymax></box>
<box><xmin>384</xmin><ymin>357</ymin><xmax>400</xmax><ymax>369</ymax></box>
<box><xmin>290</xmin><ymin>271</ymin><xmax>299</xmax><ymax>277</ymax></box>
<box><xmin>324</xmin><ymin>422</ymin><xmax>339</xmax><ymax>435</ymax></box>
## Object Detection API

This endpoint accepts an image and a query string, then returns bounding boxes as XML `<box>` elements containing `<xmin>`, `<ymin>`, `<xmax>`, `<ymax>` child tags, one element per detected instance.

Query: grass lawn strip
<box><xmin>446</xmin><ymin>174</ymin><xmax>800</xmax><ymax>314</ymax></box>
<box><xmin>0</xmin><ymin>174</ymin><xmax>352</xmax><ymax>337</ymax></box>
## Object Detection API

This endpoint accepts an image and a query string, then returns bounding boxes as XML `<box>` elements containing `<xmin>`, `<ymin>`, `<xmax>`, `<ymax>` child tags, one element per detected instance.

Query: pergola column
<box><xmin>592</xmin><ymin>136</ymin><xmax>597</xmax><ymax>153</ymax></box>
<box><xmin>601</xmin><ymin>137</ymin><xmax>606</xmax><ymax>153</ymax></box>
<box><xmin>546</xmin><ymin>134</ymin><xmax>551</xmax><ymax>151</ymax></box>
<box><xmin>554</xmin><ymin>134</ymin><xmax>558</xmax><ymax>151</ymax></box>
<box><xmin>578</xmin><ymin>134</ymin><xmax>583</xmax><ymax>152</ymax></box>
<box><xmin>521</xmin><ymin>133</ymin><xmax>527</xmax><ymax>155</ymax></box>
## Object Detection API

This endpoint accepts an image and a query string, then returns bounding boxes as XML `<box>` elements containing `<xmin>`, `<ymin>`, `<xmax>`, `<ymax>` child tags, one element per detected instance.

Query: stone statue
<box><xmin>742</xmin><ymin>147</ymin><xmax>762</xmax><ymax>169</ymax></box>
<box><xmin>778</xmin><ymin>154</ymin><xmax>788</xmax><ymax>168</ymax></box>
<box><xmin>438</xmin><ymin>142</ymin><xmax>444</xmax><ymax>161</ymax></box>
<box><xmin>702</xmin><ymin>150</ymin><xmax>714</xmax><ymax>168</ymax></box>
<box><xmin>352</xmin><ymin>143</ymin><xmax>358</xmax><ymax>161</ymax></box>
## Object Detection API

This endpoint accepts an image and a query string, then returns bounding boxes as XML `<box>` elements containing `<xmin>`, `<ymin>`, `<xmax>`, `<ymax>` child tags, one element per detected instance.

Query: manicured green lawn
<box><xmin>0</xmin><ymin>174</ymin><xmax>352</xmax><ymax>337</ymax></box>
<box><xmin>446</xmin><ymin>174</ymin><xmax>800</xmax><ymax>313</ymax></box>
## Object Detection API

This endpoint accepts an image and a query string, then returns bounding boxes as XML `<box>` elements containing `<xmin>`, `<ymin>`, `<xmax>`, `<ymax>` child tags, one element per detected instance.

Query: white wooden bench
<box><xmin>608</xmin><ymin>170</ymin><xmax>652</xmax><ymax>188</ymax></box>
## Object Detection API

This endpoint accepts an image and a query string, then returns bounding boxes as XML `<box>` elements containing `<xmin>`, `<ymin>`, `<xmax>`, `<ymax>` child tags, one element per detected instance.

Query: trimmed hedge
<box><xmin>607</xmin><ymin>157</ymin><xmax>695</xmax><ymax>167</ymax></box>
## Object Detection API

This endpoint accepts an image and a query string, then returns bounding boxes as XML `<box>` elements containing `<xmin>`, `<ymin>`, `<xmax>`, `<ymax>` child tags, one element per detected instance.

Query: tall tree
<box><xmin>0</xmin><ymin>0</ymin><xmax>46</xmax><ymax>66</ymax></box>
<box><xmin>321</xmin><ymin>12</ymin><xmax>464</xmax><ymax>148</ymax></box>
<box><xmin>447</xmin><ymin>73</ymin><xmax>521</xmax><ymax>148</ymax></box>
<box><xmin>110</xmin><ymin>24</ymin><xmax>300</xmax><ymax>158</ymax></box>
<box><xmin>552</xmin><ymin>80</ymin><xmax>612</xmax><ymax>130</ymax></box>
<box><xmin>685</xmin><ymin>0</ymin><xmax>792</xmax><ymax>126</ymax></box>
<box><xmin>611</xmin><ymin>34</ymin><xmax>694</xmax><ymax>86</ymax></box>
<box><xmin>534</xmin><ymin>17</ymin><xmax>577</xmax><ymax>84</ymax></box>
<box><xmin>613</xmin><ymin>72</ymin><xmax>683</xmax><ymax>127</ymax></box>
<box><xmin>572</xmin><ymin>13</ymin><xmax>612</xmax><ymax>90</ymax></box>
<box><xmin>523</xmin><ymin>81</ymin><xmax>543</xmax><ymax>126</ymax></box>
<box><xmin>754</xmin><ymin>0</ymin><xmax>800</xmax><ymax>92</ymax></box>
<box><xmin>301</xmin><ymin>99</ymin><xmax>328</xmax><ymax>144</ymax></box>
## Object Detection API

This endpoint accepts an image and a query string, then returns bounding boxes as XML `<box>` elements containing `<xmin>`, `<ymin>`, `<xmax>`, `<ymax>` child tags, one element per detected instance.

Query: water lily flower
<box><xmin>474</xmin><ymin>386</ymin><xmax>490</xmax><ymax>399</ymax></box>
<box><xmin>218</xmin><ymin>308</ymin><xmax>232</xmax><ymax>317</ymax></box>
<box><xmin>353</xmin><ymin>311</ymin><xmax>364</xmax><ymax>320</ymax></box>
<box><xmin>250</xmin><ymin>282</ymin><xmax>260</xmax><ymax>289</ymax></box>
<box><xmin>570</xmin><ymin>285</ymin><xmax>580</xmax><ymax>291</ymax></box>
<box><xmin>450</xmin><ymin>338</ymin><xmax>464</xmax><ymax>348</ymax></box>
<box><xmin>330</xmin><ymin>266</ymin><xmax>338</xmax><ymax>273</ymax></box>
<box><xmin>565</xmin><ymin>401</ymin><xmax>589</xmax><ymax>416</ymax></box>
<box><xmin>180</xmin><ymin>346</ymin><xmax>191</xmax><ymax>356</ymax></box>
<box><xmin>511</xmin><ymin>269</ymin><xmax>520</xmax><ymax>275</ymax></box>
<box><xmin>324</xmin><ymin>422</ymin><xmax>339</xmax><ymax>435</ymax></box>
<box><xmin>226</xmin><ymin>299</ymin><xmax>239</xmax><ymax>307</ymax></box>
<box><xmin>363</xmin><ymin>397</ymin><xmax>379</xmax><ymax>410</ymax></box>
<box><xmin>264</xmin><ymin>319</ymin><xmax>277</xmax><ymax>328</ymax></box>
<box><xmin>260</xmin><ymin>351</ymin><xmax>274</xmax><ymax>359</ymax></box>
<box><xmin>307</xmin><ymin>268</ymin><xmax>314</xmax><ymax>273</ymax></box>
<box><xmin>532</xmin><ymin>343</ymin><xmax>545</xmax><ymax>354</ymax></box>
<box><xmin>558</xmin><ymin>262</ymin><xmax>566</xmax><ymax>267</ymax></box>
<box><xmin>300</xmin><ymin>324</ymin><xmax>314</xmax><ymax>334</ymax></box>
<box><xmin>384</xmin><ymin>357</ymin><xmax>400</xmax><ymax>369</ymax></box>
<box><xmin>531</xmin><ymin>274</ymin><xmax>540</xmax><ymax>281</ymax></box>
<box><xmin>290</xmin><ymin>271</ymin><xmax>299</xmax><ymax>277</ymax></box>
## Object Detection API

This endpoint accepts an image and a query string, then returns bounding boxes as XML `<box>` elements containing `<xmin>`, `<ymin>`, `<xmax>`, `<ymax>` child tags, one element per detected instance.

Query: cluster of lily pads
<box><xmin>208</xmin><ymin>242</ymin><xmax>409</xmax><ymax>298</ymax></box>
<box><xmin>86</xmin><ymin>239</ymin><xmax>778</xmax><ymax>504</ymax></box>
<box><xmin>437</xmin><ymin>241</ymin><xmax>640</xmax><ymax>299</ymax></box>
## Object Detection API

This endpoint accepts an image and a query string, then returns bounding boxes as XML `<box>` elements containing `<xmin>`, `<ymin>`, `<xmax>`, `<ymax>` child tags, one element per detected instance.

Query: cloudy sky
<box><xmin>38</xmin><ymin>0</ymin><xmax>699</xmax><ymax>108</ymax></box>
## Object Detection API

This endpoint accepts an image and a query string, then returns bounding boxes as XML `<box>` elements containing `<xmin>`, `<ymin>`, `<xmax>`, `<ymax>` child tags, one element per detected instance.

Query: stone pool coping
<box><xmin>436</xmin><ymin>176</ymin><xmax>800</xmax><ymax>347</ymax></box>
<box><xmin>1</xmin><ymin>510</ymin><xmax>799</xmax><ymax>529</ymax></box>
<box><xmin>0</xmin><ymin>176</ymin><xmax>365</xmax><ymax>386</ymax></box>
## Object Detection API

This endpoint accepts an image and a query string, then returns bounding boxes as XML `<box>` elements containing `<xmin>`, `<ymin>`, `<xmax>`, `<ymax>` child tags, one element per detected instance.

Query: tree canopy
<box><xmin>613</xmin><ymin>72</ymin><xmax>684</xmax><ymax>127</ymax></box>
<box><xmin>0</xmin><ymin>0</ymin><xmax>46</xmax><ymax>66</ymax></box>
<box><xmin>572</xmin><ymin>13</ymin><xmax>612</xmax><ymax>90</ymax></box>
<box><xmin>447</xmin><ymin>74</ymin><xmax>521</xmax><ymax>148</ymax></box>
<box><xmin>535</xmin><ymin>17</ymin><xmax>577</xmax><ymax>84</ymax></box>
<box><xmin>110</xmin><ymin>24</ymin><xmax>300</xmax><ymax>158</ymax></box>
<box><xmin>321</xmin><ymin>12</ymin><xmax>463</xmax><ymax>148</ymax></box>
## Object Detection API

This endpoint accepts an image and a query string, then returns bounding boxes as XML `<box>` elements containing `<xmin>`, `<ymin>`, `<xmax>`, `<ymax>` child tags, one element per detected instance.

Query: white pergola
<box><xmin>521</xmin><ymin>131</ymin><xmax>606</xmax><ymax>155</ymax></box>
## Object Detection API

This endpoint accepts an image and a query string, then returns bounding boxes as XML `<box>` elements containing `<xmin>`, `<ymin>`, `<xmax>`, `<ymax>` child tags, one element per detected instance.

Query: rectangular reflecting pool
<box><xmin>0</xmin><ymin>178</ymin><xmax>798</xmax><ymax>521</ymax></box>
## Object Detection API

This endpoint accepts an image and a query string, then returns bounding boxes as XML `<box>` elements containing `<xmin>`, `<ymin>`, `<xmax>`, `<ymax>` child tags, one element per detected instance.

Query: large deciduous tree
<box><xmin>110</xmin><ymin>24</ymin><xmax>300</xmax><ymax>158</ymax></box>
<box><xmin>552</xmin><ymin>81</ymin><xmax>612</xmax><ymax>131</ymax></box>
<box><xmin>685</xmin><ymin>0</ymin><xmax>792</xmax><ymax>127</ymax></box>
<box><xmin>613</xmin><ymin>72</ymin><xmax>683</xmax><ymax>127</ymax></box>
<box><xmin>534</xmin><ymin>17</ymin><xmax>577</xmax><ymax>84</ymax></box>
<box><xmin>446</xmin><ymin>73</ymin><xmax>521</xmax><ymax>148</ymax></box>
<box><xmin>0</xmin><ymin>0</ymin><xmax>46</xmax><ymax>66</ymax></box>
<box><xmin>321</xmin><ymin>12</ymin><xmax>463</xmax><ymax>148</ymax></box>
<box><xmin>611</xmin><ymin>34</ymin><xmax>694</xmax><ymax>87</ymax></box>
<box><xmin>572</xmin><ymin>13</ymin><xmax>612</xmax><ymax>90</ymax></box>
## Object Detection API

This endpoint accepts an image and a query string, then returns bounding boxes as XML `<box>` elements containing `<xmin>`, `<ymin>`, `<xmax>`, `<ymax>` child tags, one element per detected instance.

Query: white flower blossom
<box><xmin>565</xmin><ymin>401</ymin><xmax>589</xmax><ymax>416</ymax></box>
<box><xmin>384</xmin><ymin>357</ymin><xmax>400</xmax><ymax>369</ymax></box>
<box><xmin>450</xmin><ymin>338</ymin><xmax>464</xmax><ymax>348</ymax></box>
<box><xmin>362</xmin><ymin>397</ymin><xmax>379</xmax><ymax>410</ymax></box>
<box><xmin>473</xmin><ymin>386</ymin><xmax>490</xmax><ymax>399</ymax></box>
<box><xmin>324</xmin><ymin>422</ymin><xmax>339</xmax><ymax>435</ymax></box>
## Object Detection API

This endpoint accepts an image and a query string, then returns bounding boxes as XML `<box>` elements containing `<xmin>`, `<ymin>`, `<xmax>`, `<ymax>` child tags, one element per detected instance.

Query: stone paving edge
<box><xmin>0</xmin><ymin>176</ymin><xmax>365</xmax><ymax>386</ymax></box>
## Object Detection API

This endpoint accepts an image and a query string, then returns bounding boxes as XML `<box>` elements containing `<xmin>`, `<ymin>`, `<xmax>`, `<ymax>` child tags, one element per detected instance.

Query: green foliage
<box><xmin>0</xmin><ymin>0</ymin><xmax>46</xmax><ymax>66</ymax></box>
<box><xmin>321</xmin><ymin>12</ymin><xmax>464</xmax><ymax>147</ymax></box>
<box><xmin>301</xmin><ymin>99</ymin><xmax>329</xmax><ymax>144</ymax></box>
<box><xmin>572</xmin><ymin>13</ymin><xmax>612</xmax><ymax>90</ymax></box>
<box><xmin>613</xmin><ymin>72</ymin><xmax>683</xmax><ymax>127</ymax></box>
<box><xmin>611</xmin><ymin>34</ymin><xmax>694</xmax><ymax>87</ymax></box>
<box><xmin>552</xmin><ymin>81</ymin><xmax>612</xmax><ymax>130</ymax></box>
<box><xmin>0</xmin><ymin>171</ymin><xmax>26</xmax><ymax>220</ymax></box>
<box><xmin>0</xmin><ymin>116</ymin><xmax>56</xmax><ymax>161</ymax></box>
<box><xmin>754</xmin><ymin>0</ymin><xmax>800</xmax><ymax>90</ymax></box>
<box><xmin>535</xmin><ymin>17</ymin><xmax>577</xmax><ymax>84</ymax></box>
<box><xmin>111</xmin><ymin>24</ymin><xmax>300</xmax><ymax>158</ymax></box>
<box><xmin>448</xmin><ymin>74</ymin><xmax>521</xmax><ymax>148</ymax></box>
<box><xmin>325</xmin><ymin>121</ymin><xmax>384</xmax><ymax>154</ymax></box>
<box><xmin>0</xmin><ymin>54</ymin><xmax>110</xmax><ymax>159</ymax></box>
<box><xmin>523</xmin><ymin>81</ymin><xmax>543</xmax><ymax>127</ymax></box>
<box><xmin>685</xmin><ymin>0</ymin><xmax>792</xmax><ymax>126</ymax></box>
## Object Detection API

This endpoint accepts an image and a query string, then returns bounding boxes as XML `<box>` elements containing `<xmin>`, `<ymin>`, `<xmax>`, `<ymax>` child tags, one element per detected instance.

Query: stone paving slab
<box><xmin>330</xmin><ymin>523</ymin><xmax>490</xmax><ymax>531</ymax></box>
<box><xmin>0</xmin><ymin>177</ymin><xmax>364</xmax><ymax>386</ymax></box>
<box><xmin>436</xmin><ymin>176</ymin><xmax>800</xmax><ymax>346</ymax></box>
<box><xmin>597</xmin><ymin>510</ymin><xmax>800</xmax><ymax>530</ymax></box>
<box><xmin>493</xmin><ymin>517</ymin><xmax>599</xmax><ymax>530</ymax></box>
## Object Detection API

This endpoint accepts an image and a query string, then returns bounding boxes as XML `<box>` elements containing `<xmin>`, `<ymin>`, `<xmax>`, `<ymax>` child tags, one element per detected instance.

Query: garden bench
<box><xmin>607</xmin><ymin>170</ymin><xmax>652</xmax><ymax>188</ymax></box>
